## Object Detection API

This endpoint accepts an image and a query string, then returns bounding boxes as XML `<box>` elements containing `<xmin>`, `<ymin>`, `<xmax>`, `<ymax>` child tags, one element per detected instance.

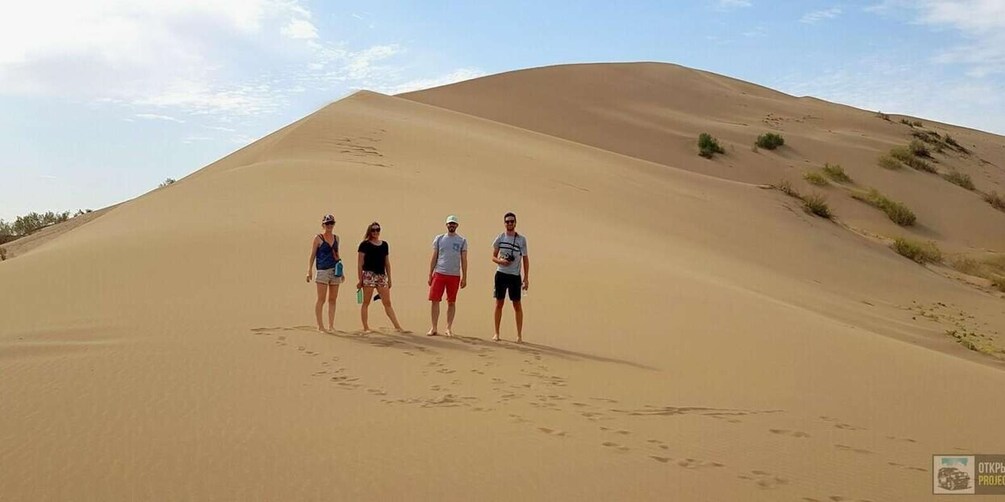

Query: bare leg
<box><xmin>428</xmin><ymin>301</ymin><xmax>440</xmax><ymax>336</ymax></box>
<box><xmin>315</xmin><ymin>282</ymin><xmax>328</xmax><ymax>332</ymax></box>
<box><xmin>377</xmin><ymin>286</ymin><xmax>404</xmax><ymax>331</ymax></box>
<box><xmin>493</xmin><ymin>299</ymin><xmax>504</xmax><ymax>341</ymax></box>
<box><xmin>514</xmin><ymin>301</ymin><xmax>524</xmax><ymax>343</ymax></box>
<box><xmin>445</xmin><ymin>302</ymin><xmax>456</xmax><ymax>336</ymax></box>
<box><xmin>360</xmin><ymin>286</ymin><xmax>375</xmax><ymax>332</ymax></box>
<box><xmin>327</xmin><ymin>284</ymin><xmax>340</xmax><ymax>331</ymax></box>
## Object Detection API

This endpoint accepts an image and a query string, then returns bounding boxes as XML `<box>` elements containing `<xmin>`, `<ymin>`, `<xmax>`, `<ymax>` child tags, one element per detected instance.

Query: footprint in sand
<box><xmin>740</xmin><ymin>470</ymin><xmax>789</xmax><ymax>489</ymax></box>
<box><xmin>537</xmin><ymin>427</ymin><xmax>567</xmax><ymax>437</ymax></box>
<box><xmin>770</xmin><ymin>428</ymin><xmax>810</xmax><ymax>438</ymax></box>
<box><xmin>601</xmin><ymin>442</ymin><xmax>630</xmax><ymax>452</ymax></box>
<box><xmin>677</xmin><ymin>458</ymin><xmax>724</xmax><ymax>469</ymax></box>
<box><xmin>834</xmin><ymin>444</ymin><xmax>872</xmax><ymax>454</ymax></box>
<box><xmin>650</xmin><ymin>456</ymin><xmax>671</xmax><ymax>463</ymax></box>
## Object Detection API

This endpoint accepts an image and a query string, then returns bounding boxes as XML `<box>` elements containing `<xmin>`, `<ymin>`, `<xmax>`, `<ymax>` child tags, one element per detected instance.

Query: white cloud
<box><xmin>373</xmin><ymin>68</ymin><xmax>487</xmax><ymax>95</ymax></box>
<box><xmin>282</xmin><ymin>19</ymin><xmax>318</xmax><ymax>40</ymax></box>
<box><xmin>135</xmin><ymin>113</ymin><xmax>185</xmax><ymax>123</ymax></box>
<box><xmin>801</xmin><ymin>7</ymin><xmax>843</xmax><ymax>24</ymax></box>
<box><xmin>714</xmin><ymin>0</ymin><xmax>752</xmax><ymax>9</ymax></box>
<box><xmin>0</xmin><ymin>0</ymin><xmax>319</xmax><ymax>116</ymax></box>
<box><xmin>913</xmin><ymin>0</ymin><xmax>1005</xmax><ymax>75</ymax></box>
<box><xmin>772</xmin><ymin>55</ymin><xmax>1005</xmax><ymax>134</ymax></box>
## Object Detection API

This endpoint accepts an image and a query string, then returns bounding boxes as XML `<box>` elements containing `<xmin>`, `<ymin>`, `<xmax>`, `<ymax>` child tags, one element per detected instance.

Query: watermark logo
<box><xmin>934</xmin><ymin>454</ymin><xmax>1005</xmax><ymax>495</ymax></box>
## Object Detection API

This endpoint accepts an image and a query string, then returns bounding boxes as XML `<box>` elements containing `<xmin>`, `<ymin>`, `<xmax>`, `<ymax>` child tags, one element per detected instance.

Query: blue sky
<box><xmin>2</xmin><ymin>0</ymin><xmax>1004</xmax><ymax>220</ymax></box>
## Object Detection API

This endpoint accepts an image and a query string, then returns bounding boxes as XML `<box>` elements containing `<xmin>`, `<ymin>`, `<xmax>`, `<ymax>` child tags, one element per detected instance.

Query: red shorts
<box><xmin>429</xmin><ymin>272</ymin><xmax>461</xmax><ymax>302</ymax></box>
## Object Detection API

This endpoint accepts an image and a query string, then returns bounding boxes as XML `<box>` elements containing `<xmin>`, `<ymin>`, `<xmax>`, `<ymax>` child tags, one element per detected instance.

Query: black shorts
<box><xmin>493</xmin><ymin>271</ymin><xmax>522</xmax><ymax>302</ymax></box>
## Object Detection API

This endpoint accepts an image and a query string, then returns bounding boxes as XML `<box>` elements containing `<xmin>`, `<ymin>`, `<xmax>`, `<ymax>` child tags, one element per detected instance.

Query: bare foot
<box><xmin>492</xmin><ymin>334</ymin><xmax>500</xmax><ymax>341</ymax></box>
<box><xmin>426</xmin><ymin>328</ymin><xmax>438</xmax><ymax>336</ymax></box>
<box><xmin>317</xmin><ymin>326</ymin><xmax>327</xmax><ymax>333</ymax></box>
<box><xmin>395</xmin><ymin>328</ymin><xmax>411</xmax><ymax>334</ymax></box>
<box><xmin>444</xmin><ymin>329</ymin><xmax>455</xmax><ymax>337</ymax></box>
<box><xmin>516</xmin><ymin>336</ymin><xmax>523</xmax><ymax>344</ymax></box>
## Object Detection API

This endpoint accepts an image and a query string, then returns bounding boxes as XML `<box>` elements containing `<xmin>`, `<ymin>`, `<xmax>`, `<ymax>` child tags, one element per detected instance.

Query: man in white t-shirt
<box><xmin>427</xmin><ymin>214</ymin><xmax>468</xmax><ymax>337</ymax></box>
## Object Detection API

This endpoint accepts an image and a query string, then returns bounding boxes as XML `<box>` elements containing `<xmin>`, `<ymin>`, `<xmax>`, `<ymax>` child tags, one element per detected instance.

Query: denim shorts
<box><xmin>316</xmin><ymin>268</ymin><xmax>344</xmax><ymax>285</ymax></box>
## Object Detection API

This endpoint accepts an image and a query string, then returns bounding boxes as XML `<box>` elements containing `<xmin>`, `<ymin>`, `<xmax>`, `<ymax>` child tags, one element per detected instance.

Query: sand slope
<box><xmin>2</xmin><ymin>64</ymin><xmax>1005</xmax><ymax>501</ymax></box>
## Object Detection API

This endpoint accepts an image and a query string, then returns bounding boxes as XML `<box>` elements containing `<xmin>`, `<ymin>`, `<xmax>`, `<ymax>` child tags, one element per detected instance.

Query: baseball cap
<box><xmin>445</xmin><ymin>214</ymin><xmax>459</xmax><ymax>224</ymax></box>
<box><xmin>322</xmin><ymin>214</ymin><xmax>335</xmax><ymax>224</ymax></box>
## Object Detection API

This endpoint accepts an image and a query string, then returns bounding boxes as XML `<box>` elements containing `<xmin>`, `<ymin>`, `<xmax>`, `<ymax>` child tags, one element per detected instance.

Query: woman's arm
<box><xmin>306</xmin><ymin>236</ymin><xmax>319</xmax><ymax>282</ymax></box>
<box><xmin>356</xmin><ymin>250</ymin><xmax>365</xmax><ymax>289</ymax></box>
<box><xmin>385</xmin><ymin>256</ymin><xmax>392</xmax><ymax>287</ymax></box>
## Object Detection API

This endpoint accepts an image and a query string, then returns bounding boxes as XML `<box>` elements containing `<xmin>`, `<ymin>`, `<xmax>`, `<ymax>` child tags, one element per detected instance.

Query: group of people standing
<box><xmin>306</xmin><ymin>212</ymin><xmax>530</xmax><ymax>342</ymax></box>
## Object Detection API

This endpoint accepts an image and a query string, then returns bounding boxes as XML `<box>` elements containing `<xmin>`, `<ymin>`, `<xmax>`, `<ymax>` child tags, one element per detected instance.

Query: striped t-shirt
<box><xmin>492</xmin><ymin>232</ymin><xmax>528</xmax><ymax>276</ymax></box>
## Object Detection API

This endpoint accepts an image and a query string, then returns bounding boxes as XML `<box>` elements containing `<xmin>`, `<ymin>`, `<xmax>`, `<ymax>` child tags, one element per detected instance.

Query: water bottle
<box><xmin>356</xmin><ymin>288</ymin><xmax>363</xmax><ymax>304</ymax></box>
<box><xmin>334</xmin><ymin>260</ymin><xmax>344</xmax><ymax>277</ymax></box>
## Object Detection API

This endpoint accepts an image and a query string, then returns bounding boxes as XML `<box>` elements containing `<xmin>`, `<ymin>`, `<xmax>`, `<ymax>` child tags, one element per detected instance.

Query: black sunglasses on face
<box><xmin>324</xmin><ymin>222</ymin><xmax>335</xmax><ymax>226</ymax></box>
<box><xmin>370</xmin><ymin>228</ymin><xmax>381</xmax><ymax>232</ymax></box>
<box><xmin>504</xmin><ymin>220</ymin><xmax>516</xmax><ymax>224</ymax></box>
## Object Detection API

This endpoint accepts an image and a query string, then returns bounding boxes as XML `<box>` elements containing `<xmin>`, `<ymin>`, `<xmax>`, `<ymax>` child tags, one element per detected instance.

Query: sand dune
<box><xmin>2</xmin><ymin>63</ymin><xmax>1004</xmax><ymax>501</ymax></box>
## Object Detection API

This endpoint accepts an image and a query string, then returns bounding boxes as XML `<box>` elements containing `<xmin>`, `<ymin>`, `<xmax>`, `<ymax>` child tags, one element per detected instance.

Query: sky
<box><xmin>2</xmin><ymin>0</ymin><xmax>1004</xmax><ymax>221</ymax></box>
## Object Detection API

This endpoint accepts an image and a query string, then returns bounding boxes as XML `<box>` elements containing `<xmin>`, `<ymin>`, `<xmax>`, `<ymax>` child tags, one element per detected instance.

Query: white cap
<box><xmin>445</xmin><ymin>214</ymin><xmax>459</xmax><ymax>224</ymax></box>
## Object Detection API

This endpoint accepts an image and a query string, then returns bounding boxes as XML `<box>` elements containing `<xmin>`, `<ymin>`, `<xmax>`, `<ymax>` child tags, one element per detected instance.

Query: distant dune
<box><xmin>1</xmin><ymin>63</ymin><xmax>1003</xmax><ymax>501</ymax></box>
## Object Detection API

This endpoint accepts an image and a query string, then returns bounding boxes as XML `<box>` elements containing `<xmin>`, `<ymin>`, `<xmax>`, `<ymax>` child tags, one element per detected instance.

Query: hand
<box><xmin>356</xmin><ymin>280</ymin><xmax>363</xmax><ymax>290</ymax></box>
<box><xmin>522</xmin><ymin>278</ymin><xmax>529</xmax><ymax>291</ymax></box>
<box><xmin>460</xmin><ymin>278</ymin><xmax>467</xmax><ymax>289</ymax></box>
<box><xmin>387</xmin><ymin>278</ymin><xmax>392</xmax><ymax>289</ymax></box>
<box><xmin>428</xmin><ymin>274</ymin><xmax>433</xmax><ymax>286</ymax></box>
<box><xmin>306</xmin><ymin>273</ymin><xmax>311</xmax><ymax>283</ymax></box>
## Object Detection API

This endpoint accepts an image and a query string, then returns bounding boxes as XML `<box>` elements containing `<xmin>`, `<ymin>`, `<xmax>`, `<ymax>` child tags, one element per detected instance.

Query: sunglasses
<box><xmin>324</xmin><ymin>222</ymin><xmax>335</xmax><ymax>226</ymax></box>
<box><xmin>504</xmin><ymin>220</ymin><xmax>516</xmax><ymax>224</ymax></box>
<box><xmin>370</xmin><ymin>227</ymin><xmax>381</xmax><ymax>232</ymax></box>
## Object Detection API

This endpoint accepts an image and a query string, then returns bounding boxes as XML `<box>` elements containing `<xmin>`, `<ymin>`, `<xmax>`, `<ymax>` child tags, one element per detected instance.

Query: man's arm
<box><xmin>460</xmin><ymin>250</ymin><xmax>468</xmax><ymax>288</ymax></box>
<box><xmin>522</xmin><ymin>255</ymin><xmax>530</xmax><ymax>290</ymax></box>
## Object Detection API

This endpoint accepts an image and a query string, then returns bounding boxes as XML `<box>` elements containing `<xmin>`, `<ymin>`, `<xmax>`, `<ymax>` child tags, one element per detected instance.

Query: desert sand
<box><xmin>2</xmin><ymin>63</ymin><xmax>1004</xmax><ymax>501</ymax></box>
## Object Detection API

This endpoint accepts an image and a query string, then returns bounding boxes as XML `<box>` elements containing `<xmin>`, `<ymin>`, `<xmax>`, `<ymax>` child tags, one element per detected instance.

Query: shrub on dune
<box><xmin>878</xmin><ymin>155</ymin><xmax>902</xmax><ymax>170</ymax></box>
<box><xmin>803</xmin><ymin>171</ymin><xmax>829</xmax><ymax>186</ymax></box>
<box><xmin>697</xmin><ymin>133</ymin><xmax>725</xmax><ymax>158</ymax></box>
<box><xmin>942</xmin><ymin>171</ymin><xmax>975</xmax><ymax>191</ymax></box>
<box><xmin>893</xmin><ymin>237</ymin><xmax>941</xmax><ymax>264</ymax></box>
<box><xmin>984</xmin><ymin>191</ymin><xmax>1005</xmax><ymax>212</ymax></box>
<box><xmin>822</xmin><ymin>163</ymin><xmax>851</xmax><ymax>183</ymax></box>
<box><xmin>755</xmin><ymin>132</ymin><xmax>785</xmax><ymax>150</ymax></box>
<box><xmin>852</xmin><ymin>189</ymin><xmax>916</xmax><ymax>226</ymax></box>
<box><xmin>802</xmin><ymin>193</ymin><xmax>831</xmax><ymax>218</ymax></box>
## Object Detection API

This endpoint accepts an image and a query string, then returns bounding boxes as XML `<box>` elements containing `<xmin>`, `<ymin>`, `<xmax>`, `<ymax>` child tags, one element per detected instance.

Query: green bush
<box><xmin>890</xmin><ymin>146</ymin><xmax>936</xmax><ymax>173</ymax></box>
<box><xmin>909</xmin><ymin>139</ymin><xmax>930</xmax><ymax>158</ymax></box>
<box><xmin>912</xmin><ymin>120</ymin><xmax>923</xmax><ymax>127</ymax></box>
<box><xmin>853</xmin><ymin>189</ymin><xmax>916</xmax><ymax>226</ymax></box>
<box><xmin>878</xmin><ymin>155</ymin><xmax>902</xmax><ymax>170</ymax></box>
<box><xmin>984</xmin><ymin>191</ymin><xmax>1005</xmax><ymax>212</ymax></box>
<box><xmin>802</xmin><ymin>193</ymin><xmax>831</xmax><ymax>218</ymax></box>
<box><xmin>900</xmin><ymin>118</ymin><xmax>912</xmax><ymax>126</ymax></box>
<box><xmin>822</xmin><ymin>163</ymin><xmax>851</xmax><ymax>182</ymax></box>
<box><xmin>876</xmin><ymin>111</ymin><xmax>890</xmax><ymax>121</ymax></box>
<box><xmin>944</xmin><ymin>134</ymin><xmax>970</xmax><ymax>154</ymax></box>
<box><xmin>803</xmin><ymin>171</ymin><xmax>829</xmax><ymax>186</ymax></box>
<box><xmin>943</xmin><ymin>171</ymin><xmax>975</xmax><ymax>190</ymax></box>
<box><xmin>894</xmin><ymin>237</ymin><xmax>941</xmax><ymax>264</ymax></box>
<box><xmin>697</xmin><ymin>133</ymin><xmax>725</xmax><ymax>158</ymax></box>
<box><xmin>776</xmin><ymin>180</ymin><xmax>799</xmax><ymax>198</ymax></box>
<box><xmin>755</xmin><ymin>132</ymin><xmax>785</xmax><ymax>150</ymax></box>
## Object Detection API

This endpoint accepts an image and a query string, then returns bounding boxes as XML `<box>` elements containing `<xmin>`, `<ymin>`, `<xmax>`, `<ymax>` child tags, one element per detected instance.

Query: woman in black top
<box><xmin>356</xmin><ymin>221</ymin><xmax>404</xmax><ymax>333</ymax></box>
